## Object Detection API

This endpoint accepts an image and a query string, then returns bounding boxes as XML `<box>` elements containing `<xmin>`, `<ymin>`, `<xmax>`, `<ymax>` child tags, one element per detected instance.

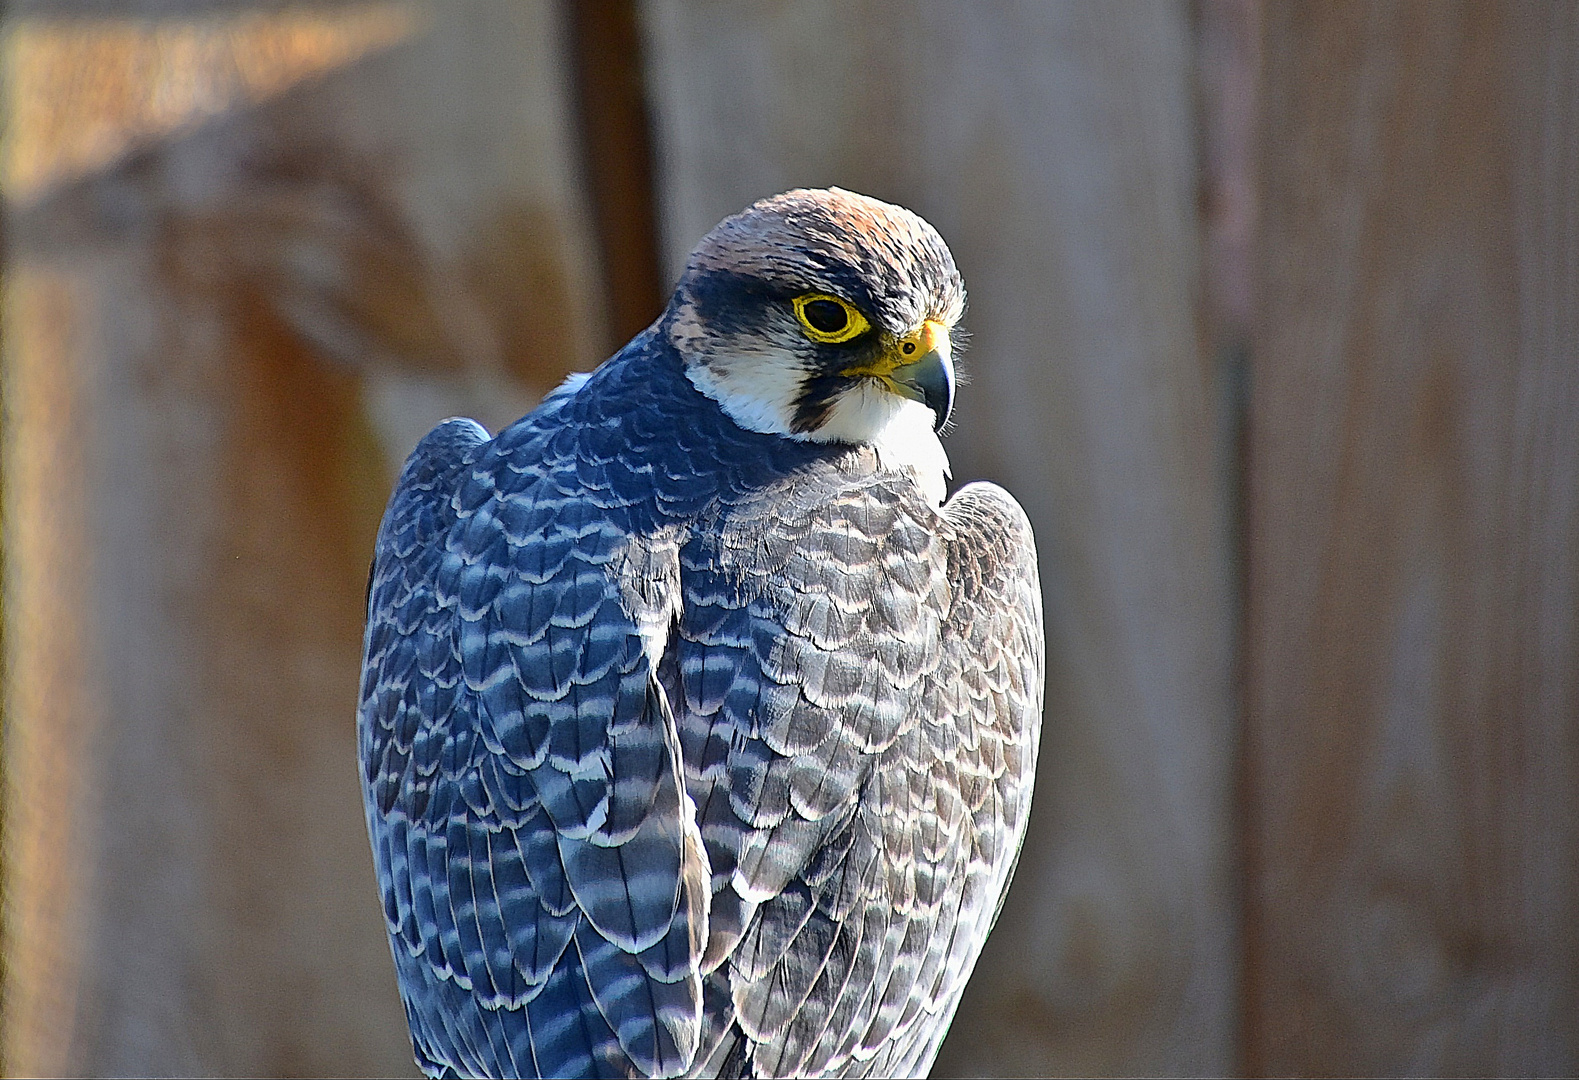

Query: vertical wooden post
<box><xmin>2</xmin><ymin>269</ymin><xmax>106</xmax><ymax>1080</ymax></box>
<box><xmin>563</xmin><ymin>0</ymin><xmax>667</xmax><ymax>347</ymax></box>
<box><xmin>1246</xmin><ymin>3</ymin><xmax>1579</xmax><ymax>1072</ymax></box>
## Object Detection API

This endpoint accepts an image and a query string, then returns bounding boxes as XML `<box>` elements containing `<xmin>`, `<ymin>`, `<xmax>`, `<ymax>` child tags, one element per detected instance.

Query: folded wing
<box><xmin>672</xmin><ymin>468</ymin><xmax>1043</xmax><ymax>1078</ymax></box>
<box><xmin>360</xmin><ymin>413</ymin><xmax>709</xmax><ymax>1079</ymax></box>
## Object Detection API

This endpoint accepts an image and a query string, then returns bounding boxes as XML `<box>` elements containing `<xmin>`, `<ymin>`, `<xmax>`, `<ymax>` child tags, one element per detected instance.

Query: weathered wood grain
<box><xmin>641</xmin><ymin>3</ymin><xmax>1238</xmax><ymax>1074</ymax></box>
<box><xmin>2</xmin><ymin>3</ymin><xmax>607</xmax><ymax>1074</ymax></box>
<box><xmin>1245</xmin><ymin>2</ymin><xmax>1579</xmax><ymax>1073</ymax></box>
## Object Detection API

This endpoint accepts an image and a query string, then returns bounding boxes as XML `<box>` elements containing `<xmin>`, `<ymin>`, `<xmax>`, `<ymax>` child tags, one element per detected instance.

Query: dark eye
<box><xmin>792</xmin><ymin>293</ymin><xmax>870</xmax><ymax>343</ymax></box>
<box><xmin>802</xmin><ymin>299</ymin><xmax>848</xmax><ymax>334</ymax></box>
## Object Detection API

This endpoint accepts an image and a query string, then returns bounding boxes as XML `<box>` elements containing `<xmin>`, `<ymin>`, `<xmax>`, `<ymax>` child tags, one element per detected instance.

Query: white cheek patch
<box><xmin>684</xmin><ymin>346</ymin><xmax>810</xmax><ymax>437</ymax></box>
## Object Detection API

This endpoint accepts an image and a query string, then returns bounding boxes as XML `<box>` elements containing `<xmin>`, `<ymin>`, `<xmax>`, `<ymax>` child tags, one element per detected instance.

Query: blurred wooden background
<box><xmin>2</xmin><ymin>1</ymin><xmax>1573</xmax><ymax>1076</ymax></box>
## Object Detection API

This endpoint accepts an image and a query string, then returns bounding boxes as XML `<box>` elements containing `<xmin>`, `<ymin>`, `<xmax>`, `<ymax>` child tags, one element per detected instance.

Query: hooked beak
<box><xmin>891</xmin><ymin>321</ymin><xmax>956</xmax><ymax>431</ymax></box>
<box><xmin>842</xmin><ymin>318</ymin><xmax>956</xmax><ymax>431</ymax></box>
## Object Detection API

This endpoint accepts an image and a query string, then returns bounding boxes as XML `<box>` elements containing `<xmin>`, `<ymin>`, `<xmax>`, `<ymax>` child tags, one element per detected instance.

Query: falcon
<box><xmin>359</xmin><ymin>187</ymin><xmax>1043</xmax><ymax>1079</ymax></box>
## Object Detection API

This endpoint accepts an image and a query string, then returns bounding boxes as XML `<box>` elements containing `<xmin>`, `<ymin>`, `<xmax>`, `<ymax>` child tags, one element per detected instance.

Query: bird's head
<box><xmin>664</xmin><ymin>188</ymin><xmax>966</xmax><ymax>448</ymax></box>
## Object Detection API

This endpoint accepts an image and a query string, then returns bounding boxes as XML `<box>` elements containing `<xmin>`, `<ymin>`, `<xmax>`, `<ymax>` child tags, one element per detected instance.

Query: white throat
<box><xmin>867</xmin><ymin>396</ymin><xmax>952</xmax><ymax>506</ymax></box>
<box><xmin>685</xmin><ymin>357</ymin><xmax>951</xmax><ymax>506</ymax></box>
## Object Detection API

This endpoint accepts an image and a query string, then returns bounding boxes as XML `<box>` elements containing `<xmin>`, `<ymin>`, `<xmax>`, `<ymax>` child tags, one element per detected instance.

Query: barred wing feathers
<box><xmin>360</xmin><ymin>353</ymin><xmax>1042</xmax><ymax>1079</ymax></box>
<box><xmin>680</xmin><ymin>475</ymin><xmax>1042</xmax><ymax>1078</ymax></box>
<box><xmin>361</xmin><ymin>404</ymin><xmax>709</xmax><ymax>1079</ymax></box>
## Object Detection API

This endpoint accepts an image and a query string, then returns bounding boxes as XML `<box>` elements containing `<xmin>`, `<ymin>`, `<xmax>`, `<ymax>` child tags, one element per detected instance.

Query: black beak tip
<box><xmin>914</xmin><ymin>354</ymin><xmax>955</xmax><ymax>432</ymax></box>
<box><xmin>931</xmin><ymin>394</ymin><xmax>954</xmax><ymax>432</ymax></box>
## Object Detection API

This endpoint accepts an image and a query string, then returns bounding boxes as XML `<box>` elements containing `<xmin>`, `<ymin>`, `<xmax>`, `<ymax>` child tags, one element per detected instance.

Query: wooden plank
<box><xmin>641</xmin><ymin>3</ymin><xmax>1238</xmax><ymax>1073</ymax></box>
<box><xmin>1245</xmin><ymin>2</ymin><xmax>1579</xmax><ymax>1072</ymax></box>
<box><xmin>563</xmin><ymin>0</ymin><xmax>666</xmax><ymax>348</ymax></box>
<box><xmin>2</xmin><ymin>268</ymin><xmax>107</xmax><ymax>1080</ymax></box>
<box><xmin>2</xmin><ymin>3</ymin><xmax>607</xmax><ymax>1074</ymax></box>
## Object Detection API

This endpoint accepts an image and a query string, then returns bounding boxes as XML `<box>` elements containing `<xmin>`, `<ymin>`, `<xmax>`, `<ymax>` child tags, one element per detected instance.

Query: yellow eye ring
<box><xmin>792</xmin><ymin>293</ymin><xmax>870</xmax><ymax>344</ymax></box>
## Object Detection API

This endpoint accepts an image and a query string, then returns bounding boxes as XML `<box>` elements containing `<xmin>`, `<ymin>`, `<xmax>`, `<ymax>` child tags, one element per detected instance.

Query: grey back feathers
<box><xmin>359</xmin><ymin>188</ymin><xmax>1043</xmax><ymax>1079</ymax></box>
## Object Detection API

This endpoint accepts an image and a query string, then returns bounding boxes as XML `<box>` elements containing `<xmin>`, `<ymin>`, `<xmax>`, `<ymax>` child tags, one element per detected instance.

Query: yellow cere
<box><xmin>839</xmin><ymin>318</ymin><xmax>950</xmax><ymax>379</ymax></box>
<box><xmin>792</xmin><ymin>293</ymin><xmax>870</xmax><ymax>344</ymax></box>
